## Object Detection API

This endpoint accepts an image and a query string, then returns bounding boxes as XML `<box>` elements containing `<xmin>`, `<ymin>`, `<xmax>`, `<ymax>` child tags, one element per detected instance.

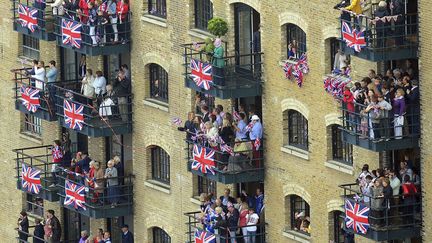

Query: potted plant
<box><xmin>207</xmin><ymin>17</ymin><xmax>228</xmax><ymax>37</ymax></box>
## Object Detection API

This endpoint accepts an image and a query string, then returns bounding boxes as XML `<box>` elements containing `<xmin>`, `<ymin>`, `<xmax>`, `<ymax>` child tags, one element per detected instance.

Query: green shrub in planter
<box><xmin>207</xmin><ymin>17</ymin><xmax>228</xmax><ymax>37</ymax></box>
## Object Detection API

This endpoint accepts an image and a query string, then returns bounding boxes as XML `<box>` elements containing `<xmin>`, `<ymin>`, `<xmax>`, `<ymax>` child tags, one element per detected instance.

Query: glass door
<box><xmin>63</xmin><ymin>209</ymin><xmax>90</xmax><ymax>241</ymax></box>
<box><xmin>235</xmin><ymin>4</ymin><xmax>260</xmax><ymax>71</ymax></box>
<box><xmin>61</xmin><ymin>48</ymin><xmax>79</xmax><ymax>81</ymax></box>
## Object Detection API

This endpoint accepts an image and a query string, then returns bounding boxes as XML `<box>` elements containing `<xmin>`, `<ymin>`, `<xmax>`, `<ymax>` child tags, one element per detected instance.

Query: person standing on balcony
<box><xmin>50</xmin><ymin>140</ymin><xmax>63</xmax><ymax>186</ymax></box>
<box><xmin>79</xmin><ymin>55</ymin><xmax>87</xmax><ymax>78</ymax></box>
<box><xmin>105</xmin><ymin>160</ymin><xmax>119</xmax><ymax>207</ymax></box>
<box><xmin>390</xmin><ymin>0</ymin><xmax>404</xmax><ymax>46</ymax></box>
<box><xmin>46</xmin><ymin>61</ymin><xmax>58</xmax><ymax>83</ymax></box>
<box><xmin>88</xmin><ymin>1</ymin><xmax>98</xmax><ymax>46</ymax></box>
<box><xmin>46</xmin><ymin>210</ymin><xmax>62</xmax><ymax>243</ymax></box>
<box><xmin>32</xmin><ymin>61</ymin><xmax>46</xmax><ymax>90</ymax></box>
<box><xmin>393</xmin><ymin>88</ymin><xmax>406</xmax><ymax>139</ymax></box>
<box><xmin>116</xmin><ymin>0</ymin><xmax>129</xmax><ymax>44</ymax></box>
<box><xmin>399</xmin><ymin>161</ymin><xmax>413</xmax><ymax>182</ymax></box>
<box><xmin>113</xmin><ymin>70</ymin><xmax>131</xmax><ymax>121</ymax></box>
<box><xmin>249</xmin><ymin>115</ymin><xmax>262</xmax><ymax>167</ymax></box>
<box><xmin>245</xmin><ymin>208</ymin><xmax>259</xmax><ymax>243</ymax></box>
<box><xmin>33</xmin><ymin>218</ymin><xmax>44</xmax><ymax>243</ymax></box>
<box><xmin>369</xmin><ymin>178</ymin><xmax>384</xmax><ymax>226</ymax></box>
<box><xmin>375</xmin><ymin>1</ymin><xmax>389</xmax><ymax>49</ymax></box>
<box><xmin>233</xmin><ymin>112</ymin><xmax>247</xmax><ymax>141</ymax></box>
<box><xmin>79</xmin><ymin>230</ymin><xmax>90</xmax><ymax>243</ymax></box>
<box><xmin>212</xmin><ymin>38</ymin><xmax>225</xmax><ymax>86</ymax></box>
<box><xmin>75</xmin><ymin>151</ymin><xmax>91</xmax><ymax>174</ymax></box>
<box><xmin>121</xmin><ymin>224</ymin><xmax>133</xmax><ymax>243</ymax></box>
<box><xmin>81</xmin><ymin>68</ymin><xmax>96</xmax><ymax>98</ymax></box>
<box><xmin>17</xmin><ymin>211</ymin><xmax>29</xmax><ymax>242</ymax></box>
<box><xmin>254</xmin><ymin>188</ymin><xmax>264</xmax><ymax>215</ymax></box>
<box><xmin>220</xmin><ymin>188</ymin><xmax>236</xmax><ymax>207</ymax></box>
<box><xmin>377</xmin><ymin>94</ymin><xmax>392</xmax><ymax>139</ymax></box>
<box><xmin>406</xmin><ymin>79</ymin><xmax>420</xmax><ymax>135</ymax></box>
<box><xmin>103</xmin><ymin>231</ymin><xmax>112</xmax><ymax>243</ymax></box>
<box><xmin>227</xmin><ymin>204</ymin><xmax>239</xmax><ymax>243</ymax></box>
<box><xmin>343</xmin><ymin>86</ymin><xmax>355</xmax><ymax>131</ymax></box>
<box><xmin>107</xmin><ymin>0</ymin><xmax>118</xmax><ymax>43</ymax></box>
<box><xmin>93</xmin><ymin>70</ymin><xmax>107</xmax><ymax>99</ymax></box>
<box><xmin>389</xmin><ymin>169</ymin><xmax>401</xmax><ymax>219</ymax></box>
<box><xmin>401</xmin><ymin>175</ymin><xmax>418</xmax><ymax>224</ymax></box>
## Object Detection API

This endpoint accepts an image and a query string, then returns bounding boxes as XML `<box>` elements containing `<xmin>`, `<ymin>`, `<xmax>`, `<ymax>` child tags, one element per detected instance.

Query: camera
<box><xmin>333</xmin><ymin>0</ymin><xmax>349</xmax><ymax>9</ymax></box>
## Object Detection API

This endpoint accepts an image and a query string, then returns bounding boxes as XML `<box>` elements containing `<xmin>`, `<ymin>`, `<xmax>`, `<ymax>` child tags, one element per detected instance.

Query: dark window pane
<box><xmin>149</xmin><ymin>64</ymin><xmax>169</xmax><ymax>103</ymax></box>
<box><xmin>288</xmin><ymin>111</ymin><xmax>308</xmax><ymax>150</ymax></box>
<box><xmin>290</xmin><ymin>195</ymin><xmax>310</xmax><ymax>232</ymax></box>
<box><xmin>148</xmin><ymin>0</ymin><xmax>167</xmax><ymax>18</ymax></box>
<box><xmin>194</xmin><ymin>0</ymin><xmax>213</xmax><ymax>30</ymax></box>
<box><xmin>287</xmin><ymin>24</ymin><xmax>306</xmax><ymax>59</ymax></box>
<box><xmin>22</xmin><ymin>35</ymin><xmax>40</xmax><ymax>60</ymax></box>
<box><xmin>197</xmin><ymin>175</ymin><xmax>216</xmax><ymax>196</ymax></box>
<box><xmin>24</xmin><ymin>114</ymin><xmax>42</xmax><ymax>135</ymax></box>
<box><xmin>151</xmin><ymin>147</ymin><xmax>170</xmax><ymax>184</ymax></box>
<box><xmin>331</xmin><ymin>125</ymin><xmax>353</xmax><ymax>164</ymax></box>
<box><xmin>153</xmin><ymin>227</ymin><xmax>171</xmax><ymax>243</ymax></box>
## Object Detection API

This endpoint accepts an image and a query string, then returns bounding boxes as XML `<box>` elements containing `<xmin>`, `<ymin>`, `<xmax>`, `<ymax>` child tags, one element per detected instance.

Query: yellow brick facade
<box><xmin>0</xmin><ymin>0</ymin><xmax>428</xmax><ymax>243</ymax></box>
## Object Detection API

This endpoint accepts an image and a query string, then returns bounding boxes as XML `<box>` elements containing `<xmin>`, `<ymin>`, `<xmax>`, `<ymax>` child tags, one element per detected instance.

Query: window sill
<box><xmin>280</xmin><ymin>145</ymin><xmax>309</xmax><ymax>160</ymax></box>
<box><xmin>188</xmin><ymin>28</ymin><xmax>213</xmax><ymax>40</ymax></box>
<box><xmin>144</xmin><ymin>180</ymin><xmax>171</xmax><ymax>194</ymax></box>
<box><xmin>17</xmin><ymin>56</ymin><xmax>35</xmax><ymax>66</ymax></box>
<box><xmin>190</xmin><ymin>197</ymin><xmax>202</xmax><ymax>206</ymax></box>
<box><xmin>282</xmin><ymin>230</ymin><xmax>311</xmax><ymax>243</ymax></box>
<box><xmin>19</xmin><ymin>133</ymin><xmax>43</xmax><ymax>145</ymax></box>
<box><xmin>325</xmin><ymin>160</ymin><xmax>354</xmax><ymax>175</ymax></box>
<box><xmin>143</xmin><ymin>98</ymin><xmax>169</xmax><ymax>112</ymax></box>
<box><xmin>141</xmin><ymin>14</ymin><xmax>167</xmax><ymax>28</ymax></box>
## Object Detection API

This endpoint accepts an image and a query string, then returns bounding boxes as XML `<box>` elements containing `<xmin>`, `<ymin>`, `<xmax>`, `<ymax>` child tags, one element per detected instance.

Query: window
<box><xmin>331</xmin><ymin>125</ymin><xmax>353</xmax><ymax>164</ymax></box>
<box><xmin>194</xmin><ymin>0</ymin><xmax>213</xmax><ymax>30</ymax></box>
<box><xmin>331</xmin><ymin>211</ymin><xmax>345</xmax><ymax>243</ymax></box>
<box><xmin>329</xmin><ymin>37</ymin><xmax>339</xmax><ymax>72</ymax></box>
<box><xmin>22</xmin><ymin>35</ymin><xmax>40</xmax><ymax>60</ymax></box>
<box><xmin>197</xmin><ymin>175</ymin><xmax>216</xmax><ymax>196</ymax></box>
<box><xmin>195</xmin><ymin>92</ymin><xmax>215</xmax><ymax>115</ymax></box>
<box><xmin>286</xmin><ymin>24</ymin><xmax>306</xmax><ymax>59</ymax></box>
<box><xmin>289</xmin><ymin>195</ymin><xmax>310</xmax><ymax>233</ymax></box>
<box><xmin>149</xmin><ymin>64</ymin><xmax>169</xmax><ymax>103</ymax></box>
<box><xmin>287</xmin><ymin>110</ymin><xmax>308</xmax><ymax>150</ymax></box>
<box><xmin>148</xmin><ymin>0</ymin><xmax>167</xmax><ymax>18</ymax></box>
<box><xmin>152</xmin><ymin>227</ymin><xmax>171</xmax><ymax>243</ymax></box>
<box><xmin>26</xmin><ymin>194</ymin><xmax>44</xmax><ymax>217</ymax></box>
<box><xmin>23</xmin><ymin>114</ymin><xmax>42</xmax><ymax>135</ymax></box>
<box><xmin>151</xmin><ymin>147</ymin><xmax>170</xmax><ymax>184</ymax></box>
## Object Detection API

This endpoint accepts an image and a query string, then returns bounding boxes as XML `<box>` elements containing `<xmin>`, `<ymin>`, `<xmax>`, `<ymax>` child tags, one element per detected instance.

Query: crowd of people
<box><xmin>355</xmin><ymin>160</ymin><xmax>420</xmax><ymax>227</ymax></box>
<box><xmin>342</xmin><ymin>63</ymin><xmax>419</xmax><ymax>141</ymax></box>
<box><xmin>194</xmin><ymin>188</ymin><xmax>265</xmax><ymax>243</ymax></box>
<box><xmin>179</xmin><ymin>102</ymin><xmax>263</xmax><ymax>171</ymax></box>
<box><xmin>18</xmin><ymin>209</ymin><xmax>134</xmax><ymax>242</ymax></box>
<box><xmin>50</xmin><ymin>131</ymin><xmax>126</xmax><ymax>208</ymax></box>
<box><xmin>23</xmin><ymin>57</ymin><xmax>131</xmax><ymax>122</ymax></box>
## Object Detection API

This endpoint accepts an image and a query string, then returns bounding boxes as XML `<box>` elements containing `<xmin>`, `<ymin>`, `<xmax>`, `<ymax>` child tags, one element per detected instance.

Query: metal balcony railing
<box><xmin>182</xmin><ymin>42</ymin><xmax>263</xmax><ymax>99</ymax></box>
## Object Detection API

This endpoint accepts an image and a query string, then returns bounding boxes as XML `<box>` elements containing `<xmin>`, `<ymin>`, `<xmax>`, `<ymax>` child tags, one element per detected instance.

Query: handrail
<box><xmin>16</xmin><ymin>228</ymin><xmax>79</xmax><ymax>243</ymax></box>
<box><xmin>12</xmin><ymin>0</ymin><xmax>55</xmax><ymax>33</ymax></box>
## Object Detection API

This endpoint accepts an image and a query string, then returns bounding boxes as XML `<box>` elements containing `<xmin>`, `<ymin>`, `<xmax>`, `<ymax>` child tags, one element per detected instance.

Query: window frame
<box><xmin>329</xmin><ymin>37</ymin><xmax>339</xmax><ymax>72</ymax></box>
<box><xmin>194</xmin><ymin>0</ymin><xmax>213</xmax><ymax>31</ymax></box>
<box><xmin>289</xmin><ymin>195</ymin><xmax>310</xmax><ymax>233</ymax></box>
<box><xmin>288</xmin><ymin>110</ymin><xmax>308</xmax><ymax>150</ymax></box>
<box><xmin>286</xmin><ymin>24</ymin><xmax>307</xmax><ymax>59</ymax></box>
<box><xmin>197</xmin><ymin>175</ymin><xmax>217</xmax><ymax>196</ymax></box>
<box><xmin>149</xmin><ymin>64</ymin><xmax>169</xmax><ymax>103</ymax></box>
<box><xmin>22</xmin><ymin>34</ymin><xmax>40</xmax><ymax>60</ymax></box>
<box><xmin>332</xmin><ymin>210</ymin><xmax>345</xmax><ymax>243</ymax></box>
<box><xmin>23</xmin><ymin>114</ymin><xmax>42</xmax><ymax>135</ymax></box>
<box><xmin>331</xmin><ymin>125</ymin><xmax>353</xmax><ymax>165</ymax></box>
<box><xmin>152</xmin><ymin>227</ymin><xmax>171</xmax><ymax>243</ymax></box>
<box><xmin>151</xmin><ymin>147</ymin><xmax>170</xmax><ymax>185</ymax></box>
<box><xmin>148</xmin><ymin>0</ymin><xmax>167</xmax><ymax>18</ymax></box>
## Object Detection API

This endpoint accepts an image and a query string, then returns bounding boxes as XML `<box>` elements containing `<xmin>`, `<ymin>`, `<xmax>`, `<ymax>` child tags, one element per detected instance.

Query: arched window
<box><xmin>286</xmin><ymin>24</ymin><xmax>306</xmax><ymax>59</ymax></box>
<box><xmin>194</xmin><ymin>0</ymin><xmax>213</xmax><ymax>30</ymax></box>
<box><xmin>329</xmin><ymin>210</ymin><xmax>345</xmax><ymax>243</ymax></box>
<box><xmin>152</xmin><ymin>227</ymin><xmax>171</xmax><ymax>243</ymax></box>
<box><xmin>331</xmin><ymin>124</ymin><xmax>353</xmax><ymax>164</ymax></box>
<box><xmin>151</xmin><ymin>146</ymin><xmax>170</xmax><ymax>185</ymax></box>
<box><xmin>287</xmin><ymin>110</ymin><xmax>308</xmax><ymax>150</ymax></box>
<box><xmin>149</xmin><ymin>64</ymin><xmax>169</xmax><ymax>103</ymax></box>
<box><xmin>288</xmin><ymin>195</ymin><xmax>310</xmax><ymax>234</ymax></box>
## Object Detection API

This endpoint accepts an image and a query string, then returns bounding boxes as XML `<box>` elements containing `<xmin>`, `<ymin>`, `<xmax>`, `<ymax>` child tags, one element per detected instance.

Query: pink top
<box><xmin>239</xmin><ymin>209</ymin><xmax>248</xmax><ymax>227</ymax></box>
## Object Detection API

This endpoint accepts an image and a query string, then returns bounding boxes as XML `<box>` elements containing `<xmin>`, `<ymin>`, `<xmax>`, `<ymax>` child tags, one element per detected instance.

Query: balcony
<box><xmin>340</xmin><ymin>183</ymin><xmax>421</xmax><ymax>241</ymax></box>
<box><xmin>57</xmin><ymin>170</ymin><xmax>134</xmax><ymax>219</ymax></box>
<box><xmin>182</xmin><ymin>42</ymin><xmax>263</xmax><ymax>99</ymax></box>
<box><xmin>185</xmin><ymin>211</ymin><xmax>266</xmax><ymax>243</ymax></box>
<box><xmin>53</xmin><ymin>10</ymin><xmax>131</xmax><ymax>56</ymax></box>
<box><xmin>52</xmin><ymin>83</ymin><xmax>133</xmax><ymax>137</ymax></box>
<box><xmin>339</xmin><ymin>13</ymin><xmax>418</xmax><ymax>62</ymax></box>
<box><xmin>12</xmin><ymin>0</ymin><xmax>56</xmax><ymax>41</ymax></box>
<box><xmin>186</xmin><ymin>139</ymin><xmax>264</xmax><ymax>184</ymax></box>
<box><xmin>339</xmin><ymin>102</ymin><xmax>419</xmax><ymax>152</ymax></box>
<box><xmin>14</xmin><ymin>145</ymin><xmax>60</xmax><ymax>202</ymax></box>
<box><xmin>13</xmin><ymin>68</ymin><xmax>57</xmax><ymax>121</ymax></box>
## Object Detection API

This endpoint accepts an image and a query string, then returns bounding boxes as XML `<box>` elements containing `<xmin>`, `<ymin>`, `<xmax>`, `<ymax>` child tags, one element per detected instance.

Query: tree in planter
<box><xmin>207</xmin><ymin>17</ymin><xmax>228</xmax><ymax>86</ymax></box>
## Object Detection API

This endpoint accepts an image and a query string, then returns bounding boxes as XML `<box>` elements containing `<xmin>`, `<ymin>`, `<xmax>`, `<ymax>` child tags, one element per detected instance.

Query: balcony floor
<box><xmin>342</xmin><ymin>131</ymin><xmax>419</xmax><ymax>152</ymax></box>
<box><xmin>58</xmin><ymin>116</ymin><xmax>132</xmax><ymax>137</ymax></box>
<box><xmin>59</xmin><ymin>197</ymin><xmax>133</xmax><ymax>218</ymax></box>
<box><xmin>15</xmin><ymin>101</ymin><xmax>57</xmax><ymax>121</ymax></box>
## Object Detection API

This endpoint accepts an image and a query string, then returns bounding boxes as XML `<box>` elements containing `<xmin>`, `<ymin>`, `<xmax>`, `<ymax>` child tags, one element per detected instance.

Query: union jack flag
<box><xmin>341</xmin><ymin>21</ymin><xmax>366</xmax><ymax>53</ymax></box>
<box><xmin>297</xmin><ymin>53</ymin><xmax>309</xmax><ymax>74</ymax></box>
<box><xmin>192</xmin><ymin>144</ymin><xmax>216</xmax><ymax>175</ymax></box>
<box><xmin>190</xmin><ymin>59</ymin><xmax>213</xmax><ymax>90</ymax></box>
<box><xmin>21</xmin><ymin>164</ymin><xmax>42</xmax><ymax>194</ymax></box>
<box><xmin>292</xmin><ymin>65</ymin><xmax>304</xmax><ymax>87</ymax></box>
<box><xmin>171</xmin><ymin>117</ymin><xmax>182</xmax><ymax>126</ymax></box>
<box><xmin>245</xmin><ymin>122</ymin><xmax>254</xmax><ymax>132</ymax></box>
<box><xmin>64</xmin><ymin>180</ymin><xmax>86</xmax><ymax>210</ymax></box>
<box><xmin>220</xmin><ymin>143</ymin><xmax>234</xmax><ymax>156</ymax></box>
<box><xmin>62</xmin><ymin>19</ymin><xmax>82</xmax><ymax>49</ymax></box>
<box><xmin>19</xmin><ymin>86</ymin><xmax>40</xmax><ymax>113</ymax></box>
<box><xmin>345</xmin><ymin>199</ymin><xmax>370</xmax><ymax>234</ymax></box>
<box><xmin>232</xmin><ymin>111</ymin><xmax>241</xmax><ymax>122</ymax></box>
<box><xmin>194</xmin><ymin>229</ymin><xmax>216</xmax><ymax>243</ymax></box>
<box><xmin>254</xmin><ymin>138</ymin><xmax>261</xmax><ymax>150</ymax></box>
<box><xmin>17</xmin><ymin>4</ymin><xmax>38</xmax><ymax>33</ymax></box>
<box><xmin>64</xmin><ymin>99</ymin><xmax>84</xmax><ymax>130</ymax></box>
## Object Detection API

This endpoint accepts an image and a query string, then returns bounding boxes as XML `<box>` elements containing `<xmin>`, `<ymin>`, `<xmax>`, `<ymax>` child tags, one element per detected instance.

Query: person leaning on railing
<box><xmin>393</xmin><ymin>88</ymin><xmax>406</xmax><ymax>139</ymax></box>
<box><xmin>369</xmin><ymin>178</ymin><xmax>384</xmax><ymax>227</ymax></box>
<box><xmin>116</xmin><ymin>0</ymin><xmax>129</xmax><ymax>44</ymax></box>
<box><xmin>105</xmin><ymin>160</ymin><xmax>119</xmax><ymax>208</ymax></box>
<box><xmin>401</xmin><ymin>175</ymin><xmax>418</xmax><ymax>224</ymax></box>
<box><xmin>112</xmin><ymin>69</ymin><xmax>131</xmax><ymax>122</ymax></box>
<box><xmin>33</xmin><ymin>218</ymin><xmax>45</xmax><ymax>243</ymax></box>
<box><xmin>212</xmin><ymin>38</ymin><xmax>225</xmax><ymax>86</ymax></box>
<box><xmin>17</xmin><ymin>211</ymin><xmax>29</xmax><ymax>242</ymax></box>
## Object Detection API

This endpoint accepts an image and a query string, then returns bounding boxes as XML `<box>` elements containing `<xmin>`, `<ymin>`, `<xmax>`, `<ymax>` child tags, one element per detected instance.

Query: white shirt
<box><xmin>99</xmin><ymin>98</ymin><xmax>115</xmax><ymax>116</ymax></box>
<box><xmin>93</xmin><ymin>76</ymin><xmax>107</xmax><ymax>95</ymax></box>
<box><xmin>245</xmin><ymin>213</ymin><xmax>259</xmax><ymax>232</ymax></box>
<box><xmin>32</xmin><ymin>67</ymin><xmax>46</xmax><ymax>90</ymax></box>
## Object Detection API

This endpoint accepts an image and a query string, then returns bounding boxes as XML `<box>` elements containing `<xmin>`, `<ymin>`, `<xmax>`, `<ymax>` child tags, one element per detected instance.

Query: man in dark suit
<box><xmin>201</xmin><ymin>105</ymin><xmax>210</xmax><ymax>123</ymax></box>
<box><xmin>47</xmin><ymin>210</ymin><xmax>62</xmax><ymax>243</ymax></box>
<box><xmin>406</xmin><ymin>79</ymin><xmax>420</xmax><ymax>135</ymax></box>
<box><xmin>121</xmin><ymin>225</ymin><xmax>134</xmax><ymax>243</ymax></box>
<box><xmin>219</xmin><ymin>188</ymin><xmax>236</xmax><ymax>207</ymax></box>
<box><xmin>33</xmin><ymin>218</ymin><xmax>45</xmax><ymax>243</ymax></box>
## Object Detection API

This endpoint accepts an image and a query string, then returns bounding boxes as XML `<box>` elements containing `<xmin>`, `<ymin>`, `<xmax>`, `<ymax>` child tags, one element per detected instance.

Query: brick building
<box><xmin>0</xmin><ymin>0</ymin><xmax>428</xmax><ymax>242</ymax></box>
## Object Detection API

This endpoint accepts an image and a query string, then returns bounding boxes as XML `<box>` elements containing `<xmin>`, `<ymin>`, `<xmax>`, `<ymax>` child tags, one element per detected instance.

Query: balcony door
<box><xmin>63</xmin><ymin>208</ymin><xmax>89</xmax><ymax>241</ymax></box>
<box><xmin>60</xmin><ymin>48</ymin><xmax>79</xmax><ymax>81</ymax></box>
<box><xmin>234</xmin><ymin>3</ymin><xmax>260</xmax><ymax>72</ymax></box>
<box><xmin>63</xmin><ymin>128</ymin><xmax>88</xmax><ymax>154</ymax></box>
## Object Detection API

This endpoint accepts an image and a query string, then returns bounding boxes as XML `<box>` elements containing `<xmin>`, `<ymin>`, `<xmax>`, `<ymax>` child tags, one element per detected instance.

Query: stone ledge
<box><xmin>141</xmin><ymin>15</ymin><xmax>168</xmax><ymax>28</ymax></box>
<box><xmin>325</xmin><ymin>160</ymin><xmax>354</xmax><ymax>175</ymax></box>
<box><xmin>144</xmin><ymin>180</ymin><xmax>171</xmax><ymax>194</ymax></box>
<box><xmin>143</xmin><ymin>98</ymin><xmax>169</xmax><ymax>112</ymax></box>
<box><xmin>282</xmin><ymin>230</ymin><xmax>311</xmax><ymax>243</ymax></box>
<box><xmin>188</xmin><ymin>29</ymin><xmax>213</xmax><ymax>40</ymax></box>
<box><xmin>280</xmin><ymin>145</ymin><xmax>309</xmax><ymax>160</ymax></box>
<box><xmin>19</xmin><ymin>133</ymin><xmax>43</xmax><ymax>145</ymax></box>
<box><xmin>190</xmin><ymin>197</ymin><xmax>201</xmax><ymax>206</ymax></box>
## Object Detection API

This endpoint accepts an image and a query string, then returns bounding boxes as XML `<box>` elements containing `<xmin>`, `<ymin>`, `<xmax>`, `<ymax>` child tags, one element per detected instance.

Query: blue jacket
<box><xmin>46</xmin><ymin>67</ymin><xmax>57</xmax><ymax>83</ymax></box>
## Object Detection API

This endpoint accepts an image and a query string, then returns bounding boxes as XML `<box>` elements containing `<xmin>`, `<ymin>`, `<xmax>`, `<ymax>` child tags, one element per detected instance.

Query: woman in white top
<box><xmin>204</xmin><ymin>121</ymin><xmax>219</xmax><ymax>147</ymax></box>
<box><xmin>93</xmin><ymin>70</ymin><xmax>107</xmax><ymax>97</ymax></box>
<box><xmin>99</xmin><ymin>85</ymin><xmax>116</xmax><ymax>120</ymax></box>
<box><xmin>81</xmin><ymin>68</ymin><xmax>95</xmax><ymax>98</ymax></box>
<box><xmin>32</xmin><ymin>61</ymin><xmax>46</xmax><ymax>90</ymax></box>
<box><xmin>245</xmin><ymin>208</ymin><xmax>259</xmax><ymax>243</ymax></box>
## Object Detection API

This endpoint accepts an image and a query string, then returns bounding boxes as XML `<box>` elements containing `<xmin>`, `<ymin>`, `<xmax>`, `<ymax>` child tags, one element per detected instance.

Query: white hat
<box><xmin>251</xmin><ymin>115</ymin><xmax>260</xmax><ymax>121</ymax></box>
